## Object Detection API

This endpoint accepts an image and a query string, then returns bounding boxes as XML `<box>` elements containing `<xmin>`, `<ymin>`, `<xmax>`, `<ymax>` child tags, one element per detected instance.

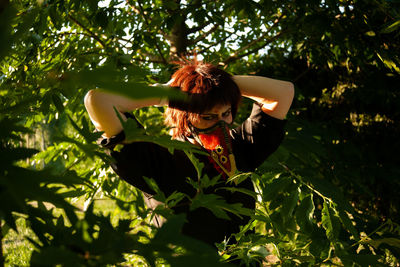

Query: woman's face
<box><xmin>191</xmin><ymin>103</ymin><xmax>233</xmax><ymax>129</ymax></box>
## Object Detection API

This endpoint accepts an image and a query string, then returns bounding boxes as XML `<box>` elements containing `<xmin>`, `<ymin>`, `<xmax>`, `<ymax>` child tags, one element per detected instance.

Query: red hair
<box><xmin>165</xmin><ymin>61</ymin><xmax>241</xmax><ymax>139</ymax></box>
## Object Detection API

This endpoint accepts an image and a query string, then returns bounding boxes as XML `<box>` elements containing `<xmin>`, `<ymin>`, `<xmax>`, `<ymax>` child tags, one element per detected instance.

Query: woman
<box><xmin>84</xmin><ymin>60</ymin><xmax>294</xmax><ymax>248</ymax></box>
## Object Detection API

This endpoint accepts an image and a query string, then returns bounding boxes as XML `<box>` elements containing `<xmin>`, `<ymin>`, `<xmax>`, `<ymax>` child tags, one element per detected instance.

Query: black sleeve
<box><xmin>108</xmin><ymin>141</ymin><xmax>197</xmax><ymax>197</ymax></box>
<box><xmin>231</xmin><ymin>103</ymin><xmax>287</xmax><ymax>171</ymax></box>
<box><xmin>98</xmin><ymin>114</ymin><xmax>197</xmax><ymax>197</ymax></box>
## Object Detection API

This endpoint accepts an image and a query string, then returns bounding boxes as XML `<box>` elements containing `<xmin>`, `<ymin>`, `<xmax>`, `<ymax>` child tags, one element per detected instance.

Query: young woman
<box><xmin>84</xmin><ymin>60</ymin><xmax>294</xmax><ymax>248</ymax></box>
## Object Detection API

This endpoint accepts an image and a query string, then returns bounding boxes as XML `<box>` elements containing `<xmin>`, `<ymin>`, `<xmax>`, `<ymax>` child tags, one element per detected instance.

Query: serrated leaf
<box><xmin>165</xmin><ymin>191</ymin><xmax>187</xmax><ymax>208</ymax></box>
<box><xmin>366</xmin><ymin>237</ymin><xmax>400</xmax><ymax>249</ymax></box>
<box><xmin>190</xmin><ymin>193</ymin><xmax>251</xmax><ymax>220</ymax></box>
<box><xmin>184</xmin><ymin>151</ymin><xmax>205</xmax><ymax>180</ymax></box>
<box><xmin>143</xmin><ymin>176</ymin><xmax>166</xmax><ymax>202</ymax></box>
<box><xmin>217</xmin><ymin>187</ymin><xmax>258</xmax><ymax>200</ymax></box>
<box><xmin>306</xmin><ymin>177</ymin><xmax>354</xmax><ymax>213</ymax></box>
<box><xmin>262</xmin><ymin>176</ymin><xmax>291</xmax><ymax>202</ymax></box>
<box><xmin>0</xmin><ymin>147</ymin><xmax>39</xmax><ymax>164</ymax></box>
<box><xmin>321</xmin><ymin>202</ymin><xmax>340</xmax><ymax>241</ymax></box>
<box><xmin>338</xmin><ymin>209</ymin><xmax>360</xmax><ymax>241</ymax></box>
<box><xmin>200</xmin><ymin>174</ymin><xmax>223</xmax><ymax>189</ymax></box>
<box><xmin>31</xmin><ymin>246</ymin><xmax>85</xmax><ymax>266</ymax></box>
<box><xmin>281</xmin><ymin>187</ymin><xmax>300</xmax><ymax>220</ymax></box>
<box><xmin>295</xmin><ymin>194</ymin><xmax>315</xmax><ymax>234</ymax></box>
<box><xmin>52</xmin><ymin>93</ymin><xmax>64</xmax><ymax>113</ymax></box>
<box><xmin>191</xmin><ymin>194</ymin><xmax>230</xmax><ymax>220</ymax></box>
<box><xmin>226</xmin><ymin>172</ymin><xmax>252</xmax><ymax>185</ymax></box>
<box><xmin>339</xmin><ymin>254</ymin><xmax>383</xmax><ymax>267</ymax></box>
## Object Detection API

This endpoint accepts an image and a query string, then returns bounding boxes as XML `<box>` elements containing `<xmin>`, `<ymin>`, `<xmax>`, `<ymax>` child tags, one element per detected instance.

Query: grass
<box><xmin>3</xmin><ymin>218</ymin><xmax>35</xmax><ymax>267</ymax></box>
<box><xmin>2</xmin><ymin>194</ymin><xmax>152</xmax><ymax>266</ymax></box>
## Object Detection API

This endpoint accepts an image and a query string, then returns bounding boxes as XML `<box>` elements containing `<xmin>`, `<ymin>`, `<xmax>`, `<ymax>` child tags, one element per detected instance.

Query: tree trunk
<box><xmin>168</xmin><ymin>18</ymin><xmax>189</xmax><ymax>59</ymax></box>
<box><xmin>166</xmin><ymin>0</ymin><xmax>189</xmax><ymax>59</ymax></box>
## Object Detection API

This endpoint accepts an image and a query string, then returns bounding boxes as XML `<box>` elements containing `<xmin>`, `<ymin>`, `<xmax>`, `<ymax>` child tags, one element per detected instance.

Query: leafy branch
<box><xmin>67</xmin><ymin>13</ymin><xmax>106</xmax><ymax>48</ymax></box>
<box><xmin>190</xmin><ymin>23</ymin><xmax>219</xmax><ymax>44</ymax></box>
<box><xmin>223</xmin><ymin>13</ymin><xmax>287</xmax><ymax>65</ymax></box>
<box><xmin>136</xmin><ymin>1</ymin><xmax>167</xmax><ymax>64</ymax></box>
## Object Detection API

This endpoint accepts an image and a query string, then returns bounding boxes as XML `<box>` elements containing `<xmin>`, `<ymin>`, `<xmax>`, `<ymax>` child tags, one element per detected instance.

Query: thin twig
<box><xmin>222</xmin><ymin>13</ymin><xmax>286</xmax><ymax>65</ymax></box>
<box><xmin>280</xmin><ymin>163</ymin><xmax>333</xmax><ymax>203</ymax></box>
<box><xmin>187</xmin><ymin>21</ymin><xmax>212</xmax><ymax>34</ymax></box>
<box><xmin>137</xmin><ymin>1</ymin><xmax>167</xmax><ymax>64</ymax></box>
<box><xmin>67</xmin><ymin>14</ymin><xmax>106</xmax><ymax>48</ymax></box>
<box><xmin>350</xmin><ymin>220</ymin><xmax>390</xmax><ymax>248</ymax></box>
<box><xmin>223</xmin><ymin>30</ymin><xmax>286</xmax><ymax>65</ymax></box>
<box><xmin>0</xmin><ymin>221</ymin><xmax>4</xmax><ymax>267</ymax></box>
<box><xmin>191</xmin><ymin>23</ymin><xmax>219</xmax><ymax>44</ymax></box>
<box><xmin>197</xmin><ymin>35</ymin><xmax>230</xmax><ymax>54</ymax></box>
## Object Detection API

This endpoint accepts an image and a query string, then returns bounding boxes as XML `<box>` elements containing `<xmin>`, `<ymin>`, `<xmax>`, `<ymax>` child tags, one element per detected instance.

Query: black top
<box><xmin>100</xmin><ymin>103</ymin><xmax>286</xmax><ymax>245</ymax></box>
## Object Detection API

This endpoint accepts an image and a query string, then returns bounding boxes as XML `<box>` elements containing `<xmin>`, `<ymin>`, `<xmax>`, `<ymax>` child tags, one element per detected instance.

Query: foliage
<box><xmin>1</xmin><ymin>0</ymin><xmax>400</xmax><ymax>266</ymax></box>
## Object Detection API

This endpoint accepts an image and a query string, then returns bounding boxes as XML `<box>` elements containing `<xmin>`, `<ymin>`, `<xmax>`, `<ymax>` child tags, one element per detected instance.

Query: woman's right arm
<box><xmin>84</xmin><ymin>89</ymin><xmax>164</xmax><ymax>138</ymax></box>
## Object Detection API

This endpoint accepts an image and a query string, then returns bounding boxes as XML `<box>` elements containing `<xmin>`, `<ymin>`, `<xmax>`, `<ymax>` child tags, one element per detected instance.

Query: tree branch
<box><xmin>222</xmin><ymin>13</ymin><xmax>286</xmax><ymax>65</ymax></box>
<box><xmin>223</xmin><ymin>30</ymin><xmax>286</xmax><ymax>65</ymax></box>
<box><xmin>67</xmin><ymin>14</ymin><xmax>106</xmax><ymax>48</ymax></box>
<box><xmin>187</xmin><ymin>21</ymin><xmax>211</xmax><ymax>34</ymax></box>
<box><xmin>127</xmin><ymin>1</ymin><xmax>168</xmax><ymax>38</ymax></box>
<box><xmin>133</xmin><ymin>52</ymin><xmax>166</xmax><ymax>64</ymax></box>
<box><xmin>137</xmin><ymin>1</ymin><xmax>168</xmax><ymax>64</ymax></box>
<box><xmin>190</xmin><ymin>23</ymin><xmax>219</xmax><ymax>44</ymax></box>
<box><xmin>197</xmin><ymin>34</ymin><xmax>230</xmax><ymax>54</ymax></box>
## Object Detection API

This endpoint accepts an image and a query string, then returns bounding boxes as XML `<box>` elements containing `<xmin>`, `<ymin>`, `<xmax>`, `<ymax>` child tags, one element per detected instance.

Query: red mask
<box><xmin>190</xmin><ymin>121</ymin><xmax>237</xmax><ymax>178</ymax></box>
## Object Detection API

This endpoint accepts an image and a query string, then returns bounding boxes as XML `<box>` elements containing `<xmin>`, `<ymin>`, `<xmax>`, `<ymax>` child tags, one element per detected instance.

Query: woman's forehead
<box><xmin>201</xmin><ymin>104</ymin><xmax>231</xmax><ymax>114</ymax></box>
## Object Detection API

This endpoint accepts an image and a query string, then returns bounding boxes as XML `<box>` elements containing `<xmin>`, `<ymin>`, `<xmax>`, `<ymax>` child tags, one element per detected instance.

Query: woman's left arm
<box><xmin>233</xmin><ymin>75</ymin><xmax>294</xmax><ymax>119</ymax></box>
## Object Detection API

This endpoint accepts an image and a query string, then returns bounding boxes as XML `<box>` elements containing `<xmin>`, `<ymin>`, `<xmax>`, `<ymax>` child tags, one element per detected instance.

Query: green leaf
<box><xmin>143</xmin><ymin>176</ymin><xmax>166</xmax><ymax>202</ymax></box>
<box><xmin>151</xmin><ymin>215</ymin><xmax>226</xmax><ymax>266</ymax></box>
<box><xmin>338</xmin><ymin>209</ymin><xmax>360</xmax><ymax>241</ymax></box>
<box><xmin>184</xmin><ymin>151</ymin><xmax>205</xmax><ymax>180</ymax></box>
<box><xmin>95</xmin><ymin>10</ymin><xmax>109</xmax><ymax>28</ymax></box>
<box><xmin>309</xmin><ymin>232</ymin><xmax>330</xmax><ymax>258</ymax></box>
<box><xmin>0</xmin><ymin>147</ymin><xmax>39</xmax><ymax>164</ymax></box>
<box><xmin>226</xmin><ymin>172</ymin><xmax>252</xmax><ymax>185</ymax></box>
<box><xmin>116</xmin><ymin>112</ymin><xmax>205</xmax><ymax>155</ymax></box>
<box><xmin>365</xmin><ymin>30</ymin><xmax>376</xmax><ymax>36</ymax></box>
<box><xmin>191</xmin><ymin>193</ymin><xmax>252</xmax><ymax>220</ymax></box>
<box><xmin>31</xmin><ymin>246</ymin><xmax>86</xmax><ymax>265</ymax></box>
<box><xmin>162</xmin><ymin>0</ymin><xmax>179</xmax><ymax>10</ymax></box>
<box><xmin>321</xmin><ymin>202</ymin><xmax>341</xmax><ymax>241</ymax></box>
<box><xmin>262</xmin><ymin>176</ymin><xmax>292</xmax><ymax>202</ymax></box>
<box><xmin>339</xmin><ymin>254</ymin><xmax>384</xmax><ymax>267</ymax></box>
<box><xmin>69</xmin><ymin>66</ymin><xmax>185</xmax><ymax>101</ymax></box>
<box><xmin>281</xmin><ymin>187</ymin><xmax>300</xmax><ymax>221</ymax></box>
<box><xmin>217</xmin><ymin>187</ymin><xmax>258</xmax><ymax>200</ymax></box>
<box><xmin>306</xmin><ymin>177</ymin><xmax>354</xmax><ymax>213</ymax></box>
<box><xmin>366</xmin><ymin>237</ymin><xmax>400</xmax><ymax>249</ymax></box>
<box><xmin>52</xmin><ymin>93</ymin><xmax>64</xmax><ymax>113</ymax></box>
<box><xmin>199</xmin><ymin>174</ymin><xmax>223</xmax><ymax>189</ymax></box>
<box><xmin>0</xmin><ymin>5</ymin><xmax>39</xmax><ymax>61</ymax></box>
<box><xmin>191</xmin><ymin>194</ymin><xmax>230</xmax><ymax>220</ymax></box>
<box><xmin>381</xmin><ymin>19</ymin><xmax>400</xmax><ymax>34</ymax></box>
<box><xmin>165</xmin><ymin>191</ymin><xmax>187</xmax><ymax>208</ymax></box>
<box><xmin>295</xmin><ymin>194</ymin><xmax>315</xmax><ymax>234</ymax></box>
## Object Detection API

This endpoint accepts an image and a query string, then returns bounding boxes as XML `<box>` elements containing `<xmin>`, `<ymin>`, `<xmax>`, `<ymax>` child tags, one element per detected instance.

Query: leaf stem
<box><xmin>67</xmin><ymin>14</ymin><xmax>106</xmax><ymax>48</ymax></box>
<box><xmin>350</xmin><ymin>220</ymin><xmax>390</xmax><ymax>248</ymax></box>
<box><xmin>279</xmin><ymin>163</ymin><xmax>333</xmax><ymax>203</ymax></box>
<box><xmin>0</xmin><ymin>221</ymin><xmax>4</xmax><ymax>267</ymax></box>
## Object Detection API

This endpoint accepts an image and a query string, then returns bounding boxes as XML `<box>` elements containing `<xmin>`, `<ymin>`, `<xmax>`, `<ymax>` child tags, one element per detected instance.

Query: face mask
<box><xmin>190</xmin><ymin>120</ymin><xmax>237</xmax><ymax>178</ymax></box>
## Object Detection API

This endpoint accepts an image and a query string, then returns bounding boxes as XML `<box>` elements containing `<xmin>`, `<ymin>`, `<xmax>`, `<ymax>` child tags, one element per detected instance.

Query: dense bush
<box><xmin>1</xmin><ymin>0</ymin><xmax>399</xmax><ymax>265</ymax></box>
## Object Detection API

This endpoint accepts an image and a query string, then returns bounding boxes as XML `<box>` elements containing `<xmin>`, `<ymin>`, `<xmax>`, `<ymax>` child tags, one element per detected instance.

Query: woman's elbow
<box><xmin>84</xmin><ymin>89</ymin><xmax>106</xmax><ymax>112</ymax></box>
<box><xmin>84</xmin><ymin>89</ymin><xmax>95</xmax><ymax>109</ymax></box>
<box><xmin>287</xmin><ymin>82</ymin><xmax>295</xmax><ymax>100</ymax></box>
